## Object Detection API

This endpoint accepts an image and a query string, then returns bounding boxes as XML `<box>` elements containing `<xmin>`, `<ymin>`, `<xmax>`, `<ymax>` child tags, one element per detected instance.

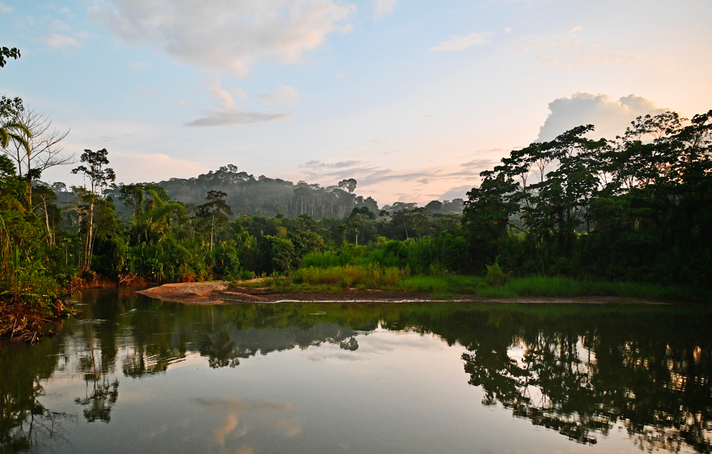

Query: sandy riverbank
<box><xmin>136</xmin><ymin>280</ymin><xmax>666</xmax><ymax>305</ymax></box>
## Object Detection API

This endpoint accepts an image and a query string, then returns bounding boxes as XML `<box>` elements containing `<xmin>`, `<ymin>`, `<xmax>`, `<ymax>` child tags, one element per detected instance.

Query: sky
<box><xmin>1</xmin><ymin>0</ymin><xmax>711</xmax><ymax>206</ymax></box>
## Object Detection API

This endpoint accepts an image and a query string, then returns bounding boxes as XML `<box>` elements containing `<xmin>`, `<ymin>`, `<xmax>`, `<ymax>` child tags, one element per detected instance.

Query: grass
<box><xmin>232</xmin><ymin>265</ymin><xmax>710</xmax><ymax>302</ymax></box>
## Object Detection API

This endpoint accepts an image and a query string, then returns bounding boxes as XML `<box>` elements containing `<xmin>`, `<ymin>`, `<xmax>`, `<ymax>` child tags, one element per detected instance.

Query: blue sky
<box><xmin>2</xmin><ymin>0</ymin><xmax>711</xmax><ymax>205</ymax></box>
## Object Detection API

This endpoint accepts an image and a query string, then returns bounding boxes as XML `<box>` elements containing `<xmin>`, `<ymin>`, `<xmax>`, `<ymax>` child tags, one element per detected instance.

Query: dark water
<box><xmin>1</xmin><ymin>289</ymin><xmax>711</xmax><ymax>454</ymax></box>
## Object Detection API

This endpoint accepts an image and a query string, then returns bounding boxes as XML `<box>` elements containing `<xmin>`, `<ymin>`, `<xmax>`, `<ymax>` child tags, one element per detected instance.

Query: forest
<box><xmin>2</xmin><ymin>44</ymin><xmax>712</xmax><ymax>340</ymax></box>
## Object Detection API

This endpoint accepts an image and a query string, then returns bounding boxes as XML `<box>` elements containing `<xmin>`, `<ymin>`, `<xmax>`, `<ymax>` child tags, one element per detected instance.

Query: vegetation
<box><xmin>2</xmin><ymin>42</ymin><xmax>711</xmax><ymax>341</ymax></box>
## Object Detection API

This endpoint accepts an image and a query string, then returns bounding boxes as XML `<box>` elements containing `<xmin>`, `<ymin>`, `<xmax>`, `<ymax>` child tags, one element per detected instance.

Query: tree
<box><xmin>463</xmin><ymin>170</ymin><xmax>520</xmax><ymax>267</ymax></box>
<box><xmin>0</xmin><ymin>46</ymin><xmax>20</xmax><ymax>69</ymax></box>
<box><xmin>71</xmin><ymin>149</ymin><xmax>116</xmax><ymax>272</ymax></box>
<box><xmin>0</xmin><ymin>46</ymin><xmax>31</xmax><ymax>170</ymax></box>
<box><xmin>0</xmin><ymin>47</ymin><xmax>23</xmax><ymax>119</ymax></box>
<box><xmin>199</xmin><ymin>190</ymin><xmax>233</xmax><ymax>251</ymax></box>
<box><xmin>1</xmin><ymin>108</ymin><xmax>72</xmax><ymax>187</ymax></box>
<box><xmin>338</xmin><ymin>178</ymin><xmax>357</xmax><ymax>193</ymax></box>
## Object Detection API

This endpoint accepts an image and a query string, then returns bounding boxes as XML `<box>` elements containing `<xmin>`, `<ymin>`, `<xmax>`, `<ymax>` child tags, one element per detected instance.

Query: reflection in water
<box><xmin>455</xmin><ymin>309</ymin><xmax>712</xmax><ymax>451</ymax></box>
<box><xmin>195</xmin><ymin>398</ymin><xmax>298</xmax><ymax>450</ymax></box>
<box><xmin>0</xmin><ymin>339</ymin><xmax>77</xmax><ymax>452</ymax></box>
<box><xmin>0</xmin><ymin>289</ymin><xmax>710</xmax><ymax>453</ymax></box>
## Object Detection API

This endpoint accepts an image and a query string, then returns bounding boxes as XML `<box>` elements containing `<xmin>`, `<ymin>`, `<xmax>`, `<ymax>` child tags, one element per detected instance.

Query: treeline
<box><xmin>0</xmin><ymin>141</ymin><xmax>465</xmax><ymax>290</ymax></box>
<box><xmin>2</xmin><ymin>108</ymin><xmax>712</xmax><ymax>325</ymax></box>
<box><xmin>3</xmin><ymin>44</ymin><xmax>712</xmax><ymax>327</ymax></box>
<box><xmin>463</xmin><ymin>110</ymin><xmax>712</xmax><ymax>287</ymax></box>
<box><xmin>116</xmin><ymin>166</ymin><xmax>380</xmax><ymax>219</ymax></box>
<box><xmin>49</xmin><ymin>165</ymin><xmax>463</xmax><ymax>221</ymax></box>
<box><xmin>58</xmin><ymin>173</ymin><xmax>465</xmax><ymax>283</ymax></box>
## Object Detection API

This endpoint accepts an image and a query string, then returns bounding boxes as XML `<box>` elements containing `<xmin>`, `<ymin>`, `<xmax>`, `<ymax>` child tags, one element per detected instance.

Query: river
<box><xmin>1</xmin><ymin>288</ymin><xmax>710</xmax><ymax>453</ymax></box>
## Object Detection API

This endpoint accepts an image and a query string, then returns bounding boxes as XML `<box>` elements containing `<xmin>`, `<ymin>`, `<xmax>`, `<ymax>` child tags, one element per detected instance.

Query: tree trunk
<box><xmin>42</xmin><ymin>197</ymin><xmax>53</xmax><ymax>246</ymax></box>
<box><xmin>83</xmin><ymin>202</ymin><xmax>94</xmax><ymax>272</ymax></box>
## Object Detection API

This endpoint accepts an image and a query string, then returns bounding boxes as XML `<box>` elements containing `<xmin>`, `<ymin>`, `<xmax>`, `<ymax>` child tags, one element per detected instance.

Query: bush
<box><xmin>486</xmin><ymin>262</ymin><xmax>507</xmax><ymax>287</ymax></box>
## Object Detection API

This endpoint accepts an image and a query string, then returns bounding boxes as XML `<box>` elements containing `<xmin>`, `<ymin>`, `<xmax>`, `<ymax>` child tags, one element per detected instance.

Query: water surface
<box><xmin>1</xmin><ymin>288</ymin><xmax>710</xmax><ymax>453</ymax></box>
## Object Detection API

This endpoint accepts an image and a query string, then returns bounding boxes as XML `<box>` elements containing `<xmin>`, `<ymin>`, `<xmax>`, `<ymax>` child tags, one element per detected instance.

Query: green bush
<box><xmin>486</xmin><ymin>262</ymin><xmax>507</xmax><ymax>287</ymax></box>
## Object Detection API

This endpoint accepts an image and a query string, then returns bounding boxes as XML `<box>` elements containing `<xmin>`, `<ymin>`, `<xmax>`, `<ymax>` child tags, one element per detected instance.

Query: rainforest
<box><xmin>2</xmin><ymin>44</ymin><xmax>712</xmax><ymax>341</ymax></box>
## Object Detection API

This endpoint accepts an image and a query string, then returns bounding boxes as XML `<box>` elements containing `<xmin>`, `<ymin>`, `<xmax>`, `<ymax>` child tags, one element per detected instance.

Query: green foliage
<box><xmin>485</xmin><ymin>262</ymin><xmax>507</xmax><ymax>287</ymax></box>
<box><xmin>294</xmin><ymin>264</ymin><xmax>401</xmax><ymax>288</ymax></box>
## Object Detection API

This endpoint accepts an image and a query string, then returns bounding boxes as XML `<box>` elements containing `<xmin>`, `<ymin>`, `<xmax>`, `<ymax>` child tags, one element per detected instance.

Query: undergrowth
<box><xmin>235</xmin><ymin>264</ymin><xmax>709</xmax><ymax>302</ymax></box>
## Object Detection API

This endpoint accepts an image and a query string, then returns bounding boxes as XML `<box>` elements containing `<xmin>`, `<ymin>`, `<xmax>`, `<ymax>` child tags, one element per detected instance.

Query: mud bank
<box><xmin>136</xmin><ymin>281</ymin><xmax>666</xmax><ymax>305</ymax></box>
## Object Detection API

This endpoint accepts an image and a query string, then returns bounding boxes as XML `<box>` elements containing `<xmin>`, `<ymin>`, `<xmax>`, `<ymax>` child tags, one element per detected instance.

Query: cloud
<box><xmin>44</xmin><ymin>34</ymin><xmax>79</xmax><ymax>48</ymax></box>
<box><xmin>91</xmin><ymin>0</ymin><xmax>355</xmax><ymax>77</ymax></box>
<box><xmin>207</xmin><ymin>78</ymin><xmax>236</xmax><ymax>110</ymax></box>
<box><xmin>439</xmin><ymin>185</ymin><xmax>473</xmax><ymax>201</ymax></box>
<box><xmin>460</xmin><ymin>158</ymin><xmax>496</xmax><ymax>168</ymax></box>
<box><xmin>537</xmin><ymin>92</ymin><xmax>667</xmax><ymax>142</ymax></box>
<box><xmin>373</xmin><ymin>0</ymin><xmax>397</xmax><ymax>19</ymax></box>
<box><xmin>431</xmin><ymin>32</ymin><xmax>493</xmax><ymax>51</ymax></box>
<box><xmin>301</xmin><ymin>160</ymin><xmax>362</xmax><ymax>169</ymax></box>
<box><xmin>229</xmin><ymin>87</ymin><xmax>250</xmax><ymax>103</ymax></box>
<box><xmin>51</xmin><ymin>20</ymin><xmax>72</xmax><ymax>32</ymax></box>
<box><xmin>0</xmin><ymin>2</ymin><xmax>13</xmax><ymax>13</ymax></box>
<box><xmin>261</xmin><ymin>85</ymin><xmax>300</xmax><ymax>106</ymax></box>
<box><xmin>186</xmin><ymin>110</ymin><xmax>291</xmax><ymax>127</ymax></box>
<box><xmin>517</xmin><ymin>26</ymin><xmax>643</xmax><ymax>68</ymax></box>
<box><xmin>188</xmin><ymin>78</ymin><xmax>292</xmax><ymax>127</ymax></box>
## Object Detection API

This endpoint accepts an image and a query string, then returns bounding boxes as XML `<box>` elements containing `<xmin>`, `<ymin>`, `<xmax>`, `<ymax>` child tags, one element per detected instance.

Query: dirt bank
<box><xmin>136</xmin><ymin>281</ymin><xmax>666</xmax><ymax>305</ymax></box>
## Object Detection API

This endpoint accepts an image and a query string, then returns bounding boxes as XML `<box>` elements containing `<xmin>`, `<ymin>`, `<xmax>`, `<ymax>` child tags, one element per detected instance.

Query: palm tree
<box><xmin>0</xmin><ymin>119</ymin><xmax>31</xmax><ymax>155</ymax></box>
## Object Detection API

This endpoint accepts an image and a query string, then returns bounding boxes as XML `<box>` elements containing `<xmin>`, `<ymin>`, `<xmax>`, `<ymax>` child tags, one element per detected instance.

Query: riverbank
<box><xmin>137</xmin><ymin>280</ymin><xmax>670</xmax><ymax>305</ymax></box>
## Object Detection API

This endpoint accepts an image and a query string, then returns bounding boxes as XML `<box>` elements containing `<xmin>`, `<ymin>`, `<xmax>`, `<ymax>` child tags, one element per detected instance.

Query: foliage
<box><xmin>485</xmin><ymin>262</ymin><xmax>506</xmax><ymax>287</ymax></box>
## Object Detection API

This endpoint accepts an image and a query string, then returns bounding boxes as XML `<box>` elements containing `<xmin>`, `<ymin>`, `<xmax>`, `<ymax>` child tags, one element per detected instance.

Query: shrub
<box><xmin>486</xmin><ymin>262</ymin><xmax>507</xmax><ymax>287</ymax></box>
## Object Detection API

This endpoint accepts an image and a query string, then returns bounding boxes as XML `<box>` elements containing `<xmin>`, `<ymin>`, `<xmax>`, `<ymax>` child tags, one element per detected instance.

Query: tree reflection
<box><xmin>199</xmin><ymin>329</ymin><xmax>241</xmax><ymax>368</ymax></box>
<box><xmin>3</xmin><ymin>291</ymin><xmax>712</xmax><ymax>454</ymax></box>
<box><xmin>0</xmin><ymin>341</ymin><xmax>76</xmax><ymax>453</ymax></box>
<box><xmin>74</xmin><ymin>378</ymin><xmax>119</xmax><ymax>423</ymax></box>
<box><xmin>74</xmin><ymin>330</ymin><xmax>120</xmax><ymax>423</ymax></box>
<box><xmin>457</xmin><ymin>308</ymin><xmax>712</xmax><ymax>451</ymax></box>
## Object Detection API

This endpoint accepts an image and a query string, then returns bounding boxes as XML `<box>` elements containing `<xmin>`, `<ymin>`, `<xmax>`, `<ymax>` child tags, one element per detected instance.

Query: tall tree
<box><xmin>1</xmin><ymin>108</ymin><xmax>72</xmax><ymax>190</ymax></box>
<box><xmin>71</xmin><ymin>149</ymin><xmax>116</xmax><ymax>272</ymax></box>
<box><xmin>199</xmin><ymin>190</ymin><xmax>233</xmax><ymax>251</ymax></box>
<box><xmin>0</xmin><ymin>46</ymin><xmax>31</xmax><ymax>173</ymax></box>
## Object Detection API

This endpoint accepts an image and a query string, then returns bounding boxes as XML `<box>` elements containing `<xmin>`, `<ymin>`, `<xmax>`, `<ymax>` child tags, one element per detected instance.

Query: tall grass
<box><xmin>293</xmin><ymin>243</ymin><xmax>710</xmax><ymax>302</ymax></box>
<box><xmin>295</xmin><ymin>264</ymin><xmax>401</xmax><ymax>288</ymax></box>
<box><xmin>285</xmin><ymin>268</ymin><xmax>709</xmax><ymax>302</ymax></box>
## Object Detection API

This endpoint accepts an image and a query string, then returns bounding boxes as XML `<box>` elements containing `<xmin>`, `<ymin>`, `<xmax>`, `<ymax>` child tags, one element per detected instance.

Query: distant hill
<box><xmin>52</xmin><ymin>164</ymin><xmax>465</xmax><ymax>221</ymax></box>
<box><xmin>111</xmin><ymin>165</ymin><xmax>379</xmax><ymax>220</ymax></box>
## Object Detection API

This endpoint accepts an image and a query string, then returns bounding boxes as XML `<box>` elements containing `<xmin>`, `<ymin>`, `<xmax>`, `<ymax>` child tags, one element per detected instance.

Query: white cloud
<box><xmin>537</xmin><ymin>92</ymin><xmax>667</xmax><ymax>142</ymax></box>
<box><xmin>187</xmin><ymin>79</ymin><xmax>295</xmax><ymax>126</ymax></box>
<box><xmin>517</xmin><ymin>26</ymin><xmax>643</xmax><ymax>68</ymax></box>
<box><xmin>186</xmin><ymin>110</ymin><xmax>291</xmax><ymax>127</ymax></box>
<box><xmin>373</xmin><ymin>0</ymin><xmax>397</xmax><ymax>19</ymax></box>
<box><xmin>228</xmin><ymin>87</ymin><xmax>250</xmax><ymax>104</ymax></box>
<box><xmin>44</xmin><ymin>34</ymin><xmax>79</xmax><ymax>48</ymax></box>
<box><xmin>0</xmin><ymin>2</ymin><xmax>13</xmax><ymax>13</ymax></box>
<box><xmin>431</xmin><ymin>32</ymin><xmax>493</xmax><ymax>51</ymax></box>
<box><xmin>207</xmin><ymin>78</ymin><xmax>236</xmax><ymax>111</ymax></box>
<box><xmin>91</xmin><ymin>0</ymin><xmax>355</xmax><ymax>77</ymax></box>
<box><xmin>261</xmin><ymin>85</ymin><xmax>300</xmax><ymax>106</ymax></box>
